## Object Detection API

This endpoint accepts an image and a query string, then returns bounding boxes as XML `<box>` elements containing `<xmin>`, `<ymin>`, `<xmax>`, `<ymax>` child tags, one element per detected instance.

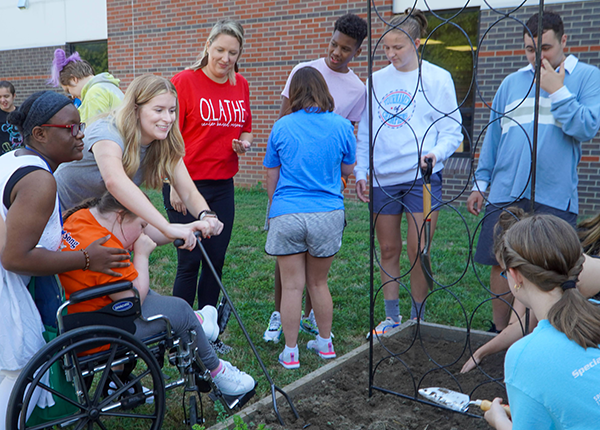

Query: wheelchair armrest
<box><xmin>68</xmin><ymin>281</ymin><xmax>135</xmax><ymax>304</ymax></box>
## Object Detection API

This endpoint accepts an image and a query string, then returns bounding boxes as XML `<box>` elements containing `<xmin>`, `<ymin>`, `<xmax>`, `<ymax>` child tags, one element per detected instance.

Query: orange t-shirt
<box><xmin>59</xmin><ymin>208</ymin><xmax>138</xmax><ymax>314</ymax></box>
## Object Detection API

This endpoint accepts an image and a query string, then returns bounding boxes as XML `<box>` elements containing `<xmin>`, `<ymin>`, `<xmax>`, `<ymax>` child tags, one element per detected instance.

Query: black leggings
<box><xmin>162</xmin><ymin>179</ymin><xmax>234</xmax><ymax>309</ymax></box>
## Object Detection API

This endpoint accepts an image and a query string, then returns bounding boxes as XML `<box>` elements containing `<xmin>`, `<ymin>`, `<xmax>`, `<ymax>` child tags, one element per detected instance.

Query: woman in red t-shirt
<box><xmin>165</xmin><ymin>20</ymin><xmax>253</xmax><ymax>347</ymax></box>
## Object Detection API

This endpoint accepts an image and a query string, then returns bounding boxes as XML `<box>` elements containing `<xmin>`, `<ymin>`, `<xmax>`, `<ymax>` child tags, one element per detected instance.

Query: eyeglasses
<box><xmin>500</xmin><ymin>270</ymin><xmax>507</xmax><ymax>280</ymax></box>
<box><xmin>40</xmin><ymin>123</ymin><xmax>86</xmax><ymax>137</ymax></box>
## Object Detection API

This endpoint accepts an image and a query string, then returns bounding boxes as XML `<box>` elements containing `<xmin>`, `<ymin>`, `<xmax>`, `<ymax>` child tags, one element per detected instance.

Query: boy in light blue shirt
<box><xmin>467</xmin><ymin>10</ymin><xmax>600</xmax><ymax>333</ymax></box>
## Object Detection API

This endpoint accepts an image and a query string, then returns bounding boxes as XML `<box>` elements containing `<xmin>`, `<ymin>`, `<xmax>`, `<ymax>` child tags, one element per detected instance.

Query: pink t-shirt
<box><xmin>281</xmin><ymin>58</ymin><xmax>366</xmax><ymax>122</ymax></box>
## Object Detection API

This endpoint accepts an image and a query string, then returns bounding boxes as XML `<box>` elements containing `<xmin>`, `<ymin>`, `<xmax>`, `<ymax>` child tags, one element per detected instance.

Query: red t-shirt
<box><xmin>171</xmin><ymin>69</ymin><xmax>252</xmax><ymax>180</ymax></box>
<box><xmin>59</xmin><ymin>209</ymin><xmax>138</xmax><ymax>314</ymax></box>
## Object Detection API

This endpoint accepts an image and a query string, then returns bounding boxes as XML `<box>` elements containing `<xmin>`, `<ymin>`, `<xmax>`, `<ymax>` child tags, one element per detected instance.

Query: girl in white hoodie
<box><xmin>355</xmin><ymin>9</ymin><xmax>462</xmax><ymax>334</ymax></box>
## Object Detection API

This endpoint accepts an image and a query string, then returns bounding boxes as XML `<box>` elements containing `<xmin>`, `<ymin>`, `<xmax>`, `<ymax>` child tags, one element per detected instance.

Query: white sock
<box><xmin>284</xmin><ymin>344</ymin><xmax>298</xmax><ymax>354</ymax></box>
<box><xmin>316</xmin><ymin>335</ymin><xmax>331</xmax><ymax>346</ymax></box>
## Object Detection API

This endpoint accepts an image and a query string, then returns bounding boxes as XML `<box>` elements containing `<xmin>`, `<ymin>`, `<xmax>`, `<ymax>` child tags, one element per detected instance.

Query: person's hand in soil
<box><xmin>484</xmin><ymin>398</ymin><xmax>512</xmax><ymax>429</ymax></box>
<box><xmin>460</xmin><ymin>352</ymin><xmax>482</xmax><ymax>373</ymax></box>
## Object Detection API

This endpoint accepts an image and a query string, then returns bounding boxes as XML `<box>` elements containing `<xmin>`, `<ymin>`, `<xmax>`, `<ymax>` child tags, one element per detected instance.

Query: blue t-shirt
<box><xmin>264</xmin><ymin>109</ymin><xmax>356</xmax><ymax>218</ymax></box>
<box><xmin>505</xmin><ymin>319</ymin><xmax>600</xmax><ymax>429</ymax></box>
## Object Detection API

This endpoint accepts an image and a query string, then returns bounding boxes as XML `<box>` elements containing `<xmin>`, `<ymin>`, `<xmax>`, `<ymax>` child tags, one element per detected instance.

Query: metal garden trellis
<box><xmin>366</xmin><ymin>0</ymin><xmax>546</xmax><ymax>417</ymax></box>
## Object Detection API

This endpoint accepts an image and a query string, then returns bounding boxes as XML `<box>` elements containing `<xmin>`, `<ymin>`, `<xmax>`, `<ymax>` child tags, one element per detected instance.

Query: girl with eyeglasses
<box><xmin>0</xmin><ymin>91</ymin><xmax>129</xmax><ymax>429</ymax></box>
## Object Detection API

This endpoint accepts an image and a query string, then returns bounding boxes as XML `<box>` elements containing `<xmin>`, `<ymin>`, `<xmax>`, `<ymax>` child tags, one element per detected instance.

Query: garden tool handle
<box><xmin>421</xmin><ymin>158</ymin><xmax>433</xmax><ymax>218</ymax></box>
<box><xmin>173</xmin><ymin>231</ymin><xmax>202</xmax><ymax>248</ymax></box>
<box><xmin>479</xmin><ymin>400</ymin><xmax>511</xmax><ymax>418</ymax></box>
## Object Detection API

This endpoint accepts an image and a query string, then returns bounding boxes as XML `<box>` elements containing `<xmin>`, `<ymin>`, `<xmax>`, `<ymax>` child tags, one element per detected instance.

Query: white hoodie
<box><xmin>354</xmin><ymin>60</ymin><xmax>463</xmax><ymax>187</ymax></box>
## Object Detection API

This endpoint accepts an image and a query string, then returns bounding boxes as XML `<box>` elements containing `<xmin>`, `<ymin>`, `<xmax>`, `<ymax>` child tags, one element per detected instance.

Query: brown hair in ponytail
<box><xmin>389</xmin><ymin>8</ymin><xmax>429</xmax><ymax>41</ymax></box>
<box><xmin>63</xmin><ymin>192</ymin><xmax>136</xmax><ymax>222</ymax></box>
<box><xmin>495</xmin><ymin>212</ymin><xmax>600</xmax><ymax>349</ymax></box>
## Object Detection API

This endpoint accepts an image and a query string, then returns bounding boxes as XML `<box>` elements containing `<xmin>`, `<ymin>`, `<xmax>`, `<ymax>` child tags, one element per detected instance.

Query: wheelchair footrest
<box><xmin>209</xmin><ymin>387</ymin><xmax>256</xmax><ymax>410</ymax></box>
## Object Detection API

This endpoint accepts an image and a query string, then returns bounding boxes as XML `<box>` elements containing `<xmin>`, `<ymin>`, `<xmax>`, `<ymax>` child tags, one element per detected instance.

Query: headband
<box><xmin>22</xmin><ymin>91</ymin><xmax>72</xmax><ymax>137</ymax></box>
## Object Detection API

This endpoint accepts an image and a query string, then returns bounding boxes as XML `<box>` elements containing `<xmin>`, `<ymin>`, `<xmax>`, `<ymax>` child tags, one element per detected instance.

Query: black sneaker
<box><xmin>487</xmin><ymin>321</ymin><xmax>501</xmax><ymax>334</ymax></box>
<box><xmin>209</xmin><ymin>338</ymin><xmax>232</xmax><ymax>355</ymax></box>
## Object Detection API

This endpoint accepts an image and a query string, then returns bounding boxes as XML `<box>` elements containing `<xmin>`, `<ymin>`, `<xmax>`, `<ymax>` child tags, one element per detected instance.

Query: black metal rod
<box><xmin>530</xmin><ymin>0</ymin><xmax>545</xmax><ymax>211</ymax></box>
<box><xmin>176</xmin><ymin>236</ymin><xmax>299</xmax><ymax>424</ymax></box>
<box><xmin>367</xmin><ymin>0</ymin><xmax>374</xmax><ymax>399</ymax></box>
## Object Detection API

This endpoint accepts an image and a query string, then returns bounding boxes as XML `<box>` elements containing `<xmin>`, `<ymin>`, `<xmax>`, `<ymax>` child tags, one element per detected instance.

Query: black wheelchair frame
<box><xmin>7</xmin><ymin>239</ymin><xmax>298</xmax><ymax>429</ymax></box>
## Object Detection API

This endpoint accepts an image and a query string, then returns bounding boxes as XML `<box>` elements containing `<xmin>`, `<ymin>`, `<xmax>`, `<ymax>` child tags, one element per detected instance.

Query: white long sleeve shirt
<box><xmin>355</xmin><ymin>61</ymin><xmax>463</xmax><ymax>187</ymax></box>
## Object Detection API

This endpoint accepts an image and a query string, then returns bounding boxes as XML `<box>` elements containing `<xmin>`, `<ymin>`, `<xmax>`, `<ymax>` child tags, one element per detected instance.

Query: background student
<box><xmin>263</xmin><ymin>13</ymin><xmax>368</xmax><ymax>344</ymax></box>
<box><xmin>264</xmin><ymin>67</ymin><xmax>356</xmax><ymax>369</ymax></box>
<box><xmin>0</xmin><ymin>81</ymin><xmax>22</xmax><ymax>154</ymax></box>
<box><xmin>49</xmin><ymin>49</ymin><xmax>124</xmax><ymax>123</ymax></box>
<box><xmin>355</xmin><ymin>9</ymin><xmax>462</xmax><ymax>335</ymax></box>
<box><xmin>467</xmin><ymin>10</ymin><xmax>600</xmax><ymax>333</ymax></box>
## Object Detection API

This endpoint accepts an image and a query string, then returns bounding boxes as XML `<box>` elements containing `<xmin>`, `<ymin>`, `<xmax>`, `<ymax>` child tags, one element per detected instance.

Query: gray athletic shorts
<box><xmin>265</xmin><ymin>210</ymin><xmax>345</xmax><ymax>257</ymax></box>
<box><xmin>372</xmin><ymin>172</ymin><xmax>443</xmax><ymax>215</ymax></box>
<box><xmin>473</xmin><ymin>199</ymin><xmax>577</xmax><ymax>266</ymax></box>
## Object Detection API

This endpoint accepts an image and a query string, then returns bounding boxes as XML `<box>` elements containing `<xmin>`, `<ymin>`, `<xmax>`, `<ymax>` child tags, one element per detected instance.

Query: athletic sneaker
<box><xmin>212</xmin><ymin>360</ymin><xmax>255</xmax><ymax>396</ymax></box>
<box><xmin>263</xmin><ymin>311</ymin><xmax>282</xmax><ymax>343</ymax></box>
<box><xmin>278</xmin><ymin>347</ymin><xmax>300</xmax><ymax>369</ymax></box>
<box><xmin>307</xmin><ymin>337</ymin><xmax>336</xmax><ymax>360</ymax></box>
<box><xmin>299</xmin><ymin>310</ymin><xmax>334</xmax><ymax>338</ymax></box>
<box><xmin>366</xmin><ymin>317</ymin><xmax>402</xmax><ymax>339</ymax></box>
<box><xmin>209</xmin><ymin>338</ymin><xmax>232</xmax><ymax>355</ymax></box>
<box><xmin>196</xmin><ymin>305</ymin><xmax>219</xmax><ymax>342</ymax></box>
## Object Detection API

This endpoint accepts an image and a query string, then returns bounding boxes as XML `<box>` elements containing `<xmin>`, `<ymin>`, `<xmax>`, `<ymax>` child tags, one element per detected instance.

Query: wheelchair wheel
<box><xmin>7</xmin><ymin>325</ymin><xmax>165</xmax><ymax>430</ymax></box>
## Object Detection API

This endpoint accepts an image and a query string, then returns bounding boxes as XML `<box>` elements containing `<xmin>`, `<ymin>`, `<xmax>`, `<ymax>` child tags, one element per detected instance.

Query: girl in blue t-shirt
<box><xmin>485</xmin><ymin>210</ymin><xmax>600</xmax><ymax>429</ymax></box>
<box><xmin>263</xmin><ymin>67</ymin><xmax>356</xmax><ymax>369</ymax></box>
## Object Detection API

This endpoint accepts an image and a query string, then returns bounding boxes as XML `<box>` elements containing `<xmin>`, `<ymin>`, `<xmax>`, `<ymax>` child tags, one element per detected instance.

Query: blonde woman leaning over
<box><xmin>54</xmin><ymin>74</ymin><xmax>222</xmax><ymax>251</ymax></box>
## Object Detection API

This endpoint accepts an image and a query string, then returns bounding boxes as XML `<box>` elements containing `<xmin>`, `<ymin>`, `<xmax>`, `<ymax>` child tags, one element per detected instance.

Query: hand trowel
<box><xmin>418</xmin><ymin>387</ymin><xmax>511</xmax><ymax>417</ymax></box>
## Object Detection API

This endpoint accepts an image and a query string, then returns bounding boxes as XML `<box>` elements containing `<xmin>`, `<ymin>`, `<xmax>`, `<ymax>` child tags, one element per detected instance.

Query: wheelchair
<box><xmin>6</xmin><ymin>280</ymin><xmax>255</xmax><ymax>430</ymax></box>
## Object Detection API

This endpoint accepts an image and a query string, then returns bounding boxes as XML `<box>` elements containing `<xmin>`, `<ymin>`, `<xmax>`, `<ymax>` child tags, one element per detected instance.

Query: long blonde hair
<box><xmin>188</xmin><ymin>19</ymin><xmax>245</xmax><ymax>85</ymax></box>
<box><xmin>113</xmin><ymin>74</ymin><xmax>185</xmax><ymax>189</ymax></box>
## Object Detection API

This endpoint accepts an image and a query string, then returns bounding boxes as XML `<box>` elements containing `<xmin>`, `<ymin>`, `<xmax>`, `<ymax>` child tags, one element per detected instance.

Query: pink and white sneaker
<box><xmin>307</xmin><ymin>337</ymin><xmax>336</xmax><ymax>359</ymax></box>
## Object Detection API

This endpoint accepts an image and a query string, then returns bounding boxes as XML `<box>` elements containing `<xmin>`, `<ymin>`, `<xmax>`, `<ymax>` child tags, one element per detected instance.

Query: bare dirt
<box><xmin>253</xmin><ymin>332</ymin><xmax>506</xmax><ymax>430</ymax></box>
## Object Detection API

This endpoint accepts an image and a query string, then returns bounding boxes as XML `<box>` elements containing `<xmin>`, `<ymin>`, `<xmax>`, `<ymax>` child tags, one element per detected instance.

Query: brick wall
<box><xmin>0</xmin><ymin>45</ymin><xmax>64</xmax><ymax>102</ymax></box>
<box><xmin>105</xmin><ymin>0</ymin><xmax>390</xmax><ymax>192</ymax></box>
<box><xmin>3</xmin><ymin>1</ymin><xmax>600</xmax><ymax>215</ymax></box>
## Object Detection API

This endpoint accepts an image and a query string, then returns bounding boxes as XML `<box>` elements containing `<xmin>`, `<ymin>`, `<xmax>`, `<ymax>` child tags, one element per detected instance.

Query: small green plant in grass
<box><xmin>232</xmin><ymin>415</ymin><xmax>269</xmax><ymax>429</ymax></box>
<box><xmin>214</xmin><ymin>401</ymin><xmax>229</xmax><ymax>423</ymax></box>
<box><xmin>191</xmin><ymin>415</ymin><xmax>268</xmax><ymax>430</ymax></box>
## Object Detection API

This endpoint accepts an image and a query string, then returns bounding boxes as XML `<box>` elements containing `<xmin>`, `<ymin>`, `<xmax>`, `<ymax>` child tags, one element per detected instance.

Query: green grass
<box><xmin>144</xmin><ymin>186</ymin><xmax>494</xmax><ymax>428</ymax></box>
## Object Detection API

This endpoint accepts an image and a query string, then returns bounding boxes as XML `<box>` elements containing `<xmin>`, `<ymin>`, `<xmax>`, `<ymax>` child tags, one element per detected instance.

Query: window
<box><xmin>67</xmin><ymin>40</ymin><xmax>108</xmax><ymax>75</ymax></box>
<box><xmin>422</xmin><ymin>8</ymin><xmax>479</xmax><ymax>155</ymax></box>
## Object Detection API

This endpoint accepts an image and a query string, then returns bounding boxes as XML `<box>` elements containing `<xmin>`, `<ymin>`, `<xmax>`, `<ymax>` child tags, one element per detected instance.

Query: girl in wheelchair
<box><xmin>58</xmin><ymin>191</ymin><xmax>255</xmax><ymax>398</ymax></box>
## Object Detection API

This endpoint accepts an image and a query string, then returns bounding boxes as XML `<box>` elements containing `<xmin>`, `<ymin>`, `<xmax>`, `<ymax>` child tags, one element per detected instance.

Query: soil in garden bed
<box><xmin>253</xmin><ymin>333</ymin><xmax>506</xmax><ymax>430</ymax></box>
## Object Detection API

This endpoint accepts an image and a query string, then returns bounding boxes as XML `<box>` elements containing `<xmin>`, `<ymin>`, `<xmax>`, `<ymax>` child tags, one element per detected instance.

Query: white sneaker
<box><xmin>307</xmin><ymin>337</ymin><xmax>336</xmax><ymax>360</ymax></box>
<box><xmin>212</xmin><ymin>360</ymin><xmax>255</xmax><ymax>396</ymax></box>
<box><xmin>196</xmin><ymin>305</ymin><xmax>219</xmax><ymax>342</ymax></box>
<box><xmin>278</xmin><ymin>346</ymin><xmax>300</xmax><ymax>369</ymax></box>
<box><xmin>263</xmin><ymin>311</ymin><xmax>282</xmax><ymax>343</ymax></box>
<box><xmin>366</xmin><ymin>316</ymin><xmax>402</xmax><ymax>339</ymax></box>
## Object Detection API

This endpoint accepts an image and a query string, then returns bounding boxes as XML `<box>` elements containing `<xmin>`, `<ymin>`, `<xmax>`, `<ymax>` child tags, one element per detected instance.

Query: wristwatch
<box><xmin>198</xmin><ymin>210</ymin><xmax>218</xmax><ymax>221</ymax></box>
